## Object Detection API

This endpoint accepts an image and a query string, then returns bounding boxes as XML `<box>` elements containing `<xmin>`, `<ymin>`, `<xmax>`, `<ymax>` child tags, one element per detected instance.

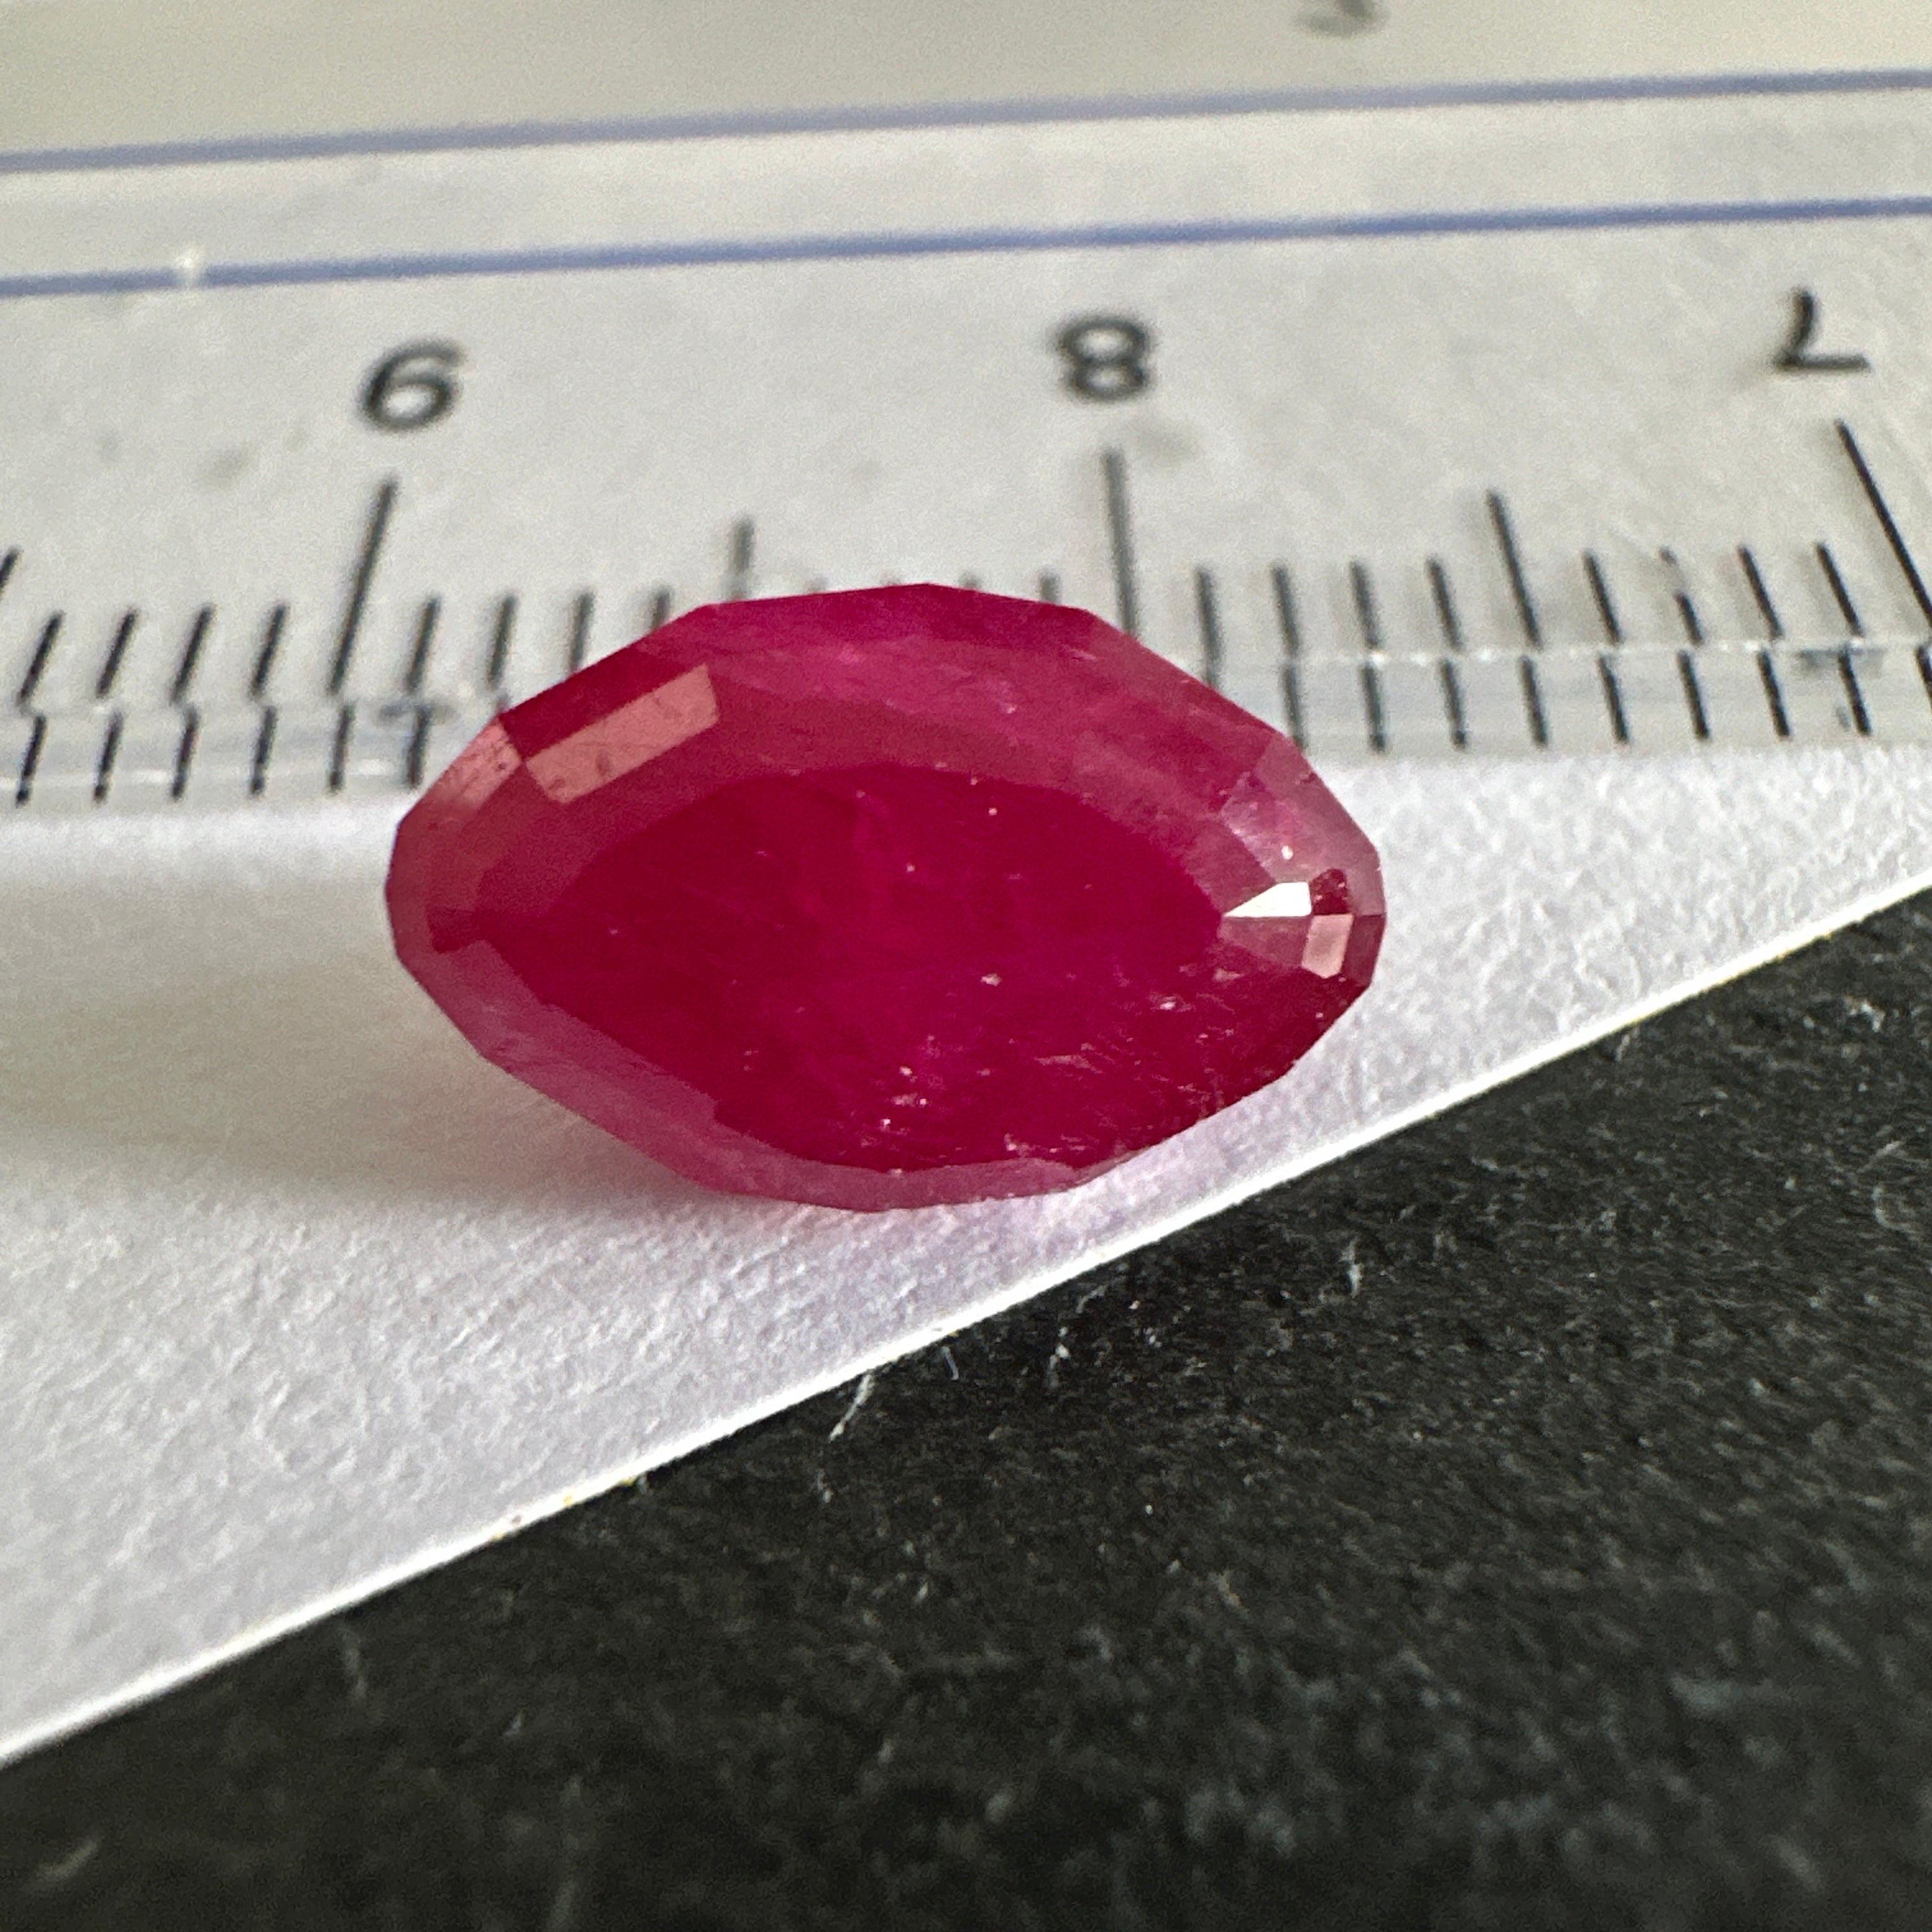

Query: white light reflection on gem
<box><xmin>1225</xmin><ymin>881</ymin><xmax>1314</xmax><ymax>920</ymax></box>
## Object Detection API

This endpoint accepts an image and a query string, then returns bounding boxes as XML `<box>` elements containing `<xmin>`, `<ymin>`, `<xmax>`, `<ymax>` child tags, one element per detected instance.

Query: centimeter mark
<box><xmin>1489</xmin><ymin>492</ymin><xmax>1544</xmax><ymax>649</ymax></box>
<box><xmin>1836</xmin><ymin>418</ymin><xmax>1932</xmax><ymax>713</ymax></box>
<box><xmin>1102</xmin><ymin>448</ymin><xmax>1139</xmax><ymax>639</ymax></box>
<box><xmin>1840</xmin><ymin>421</ymin><xmax>1932</xmax><ymax>624</ymax></box>
<box><xmin>329</xmin><ymin>478</ymin><xmax>396</xmax><ymax>696</ymax></box>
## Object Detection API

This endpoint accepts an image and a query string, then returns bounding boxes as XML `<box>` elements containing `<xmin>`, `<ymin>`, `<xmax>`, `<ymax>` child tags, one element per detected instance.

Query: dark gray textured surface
<box><xmin>6</xmin><ymin>890</ymin><xmax>1932</xmax><ymax>1930</ymax></box>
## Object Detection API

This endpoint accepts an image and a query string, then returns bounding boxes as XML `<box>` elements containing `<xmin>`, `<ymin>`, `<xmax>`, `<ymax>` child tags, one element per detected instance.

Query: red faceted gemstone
<box><xmin>387</xmin><ymin>586</ymin><xmax>1383</xmax><ymax>1211</ymax></box>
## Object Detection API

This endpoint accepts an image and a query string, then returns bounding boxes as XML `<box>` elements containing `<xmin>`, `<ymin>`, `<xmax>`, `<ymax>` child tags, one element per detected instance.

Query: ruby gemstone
<box><xmin>387</xmin><ymin>586</ymin><xmax>1383</xmax><ymax>1211</ymax></box>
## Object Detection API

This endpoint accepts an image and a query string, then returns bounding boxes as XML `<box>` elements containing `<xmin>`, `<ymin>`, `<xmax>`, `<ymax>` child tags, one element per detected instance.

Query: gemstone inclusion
<box><xmin>387</xmin><ymin>586</ymin><xmax>1383</xmax><ymax>1211</ymax></box>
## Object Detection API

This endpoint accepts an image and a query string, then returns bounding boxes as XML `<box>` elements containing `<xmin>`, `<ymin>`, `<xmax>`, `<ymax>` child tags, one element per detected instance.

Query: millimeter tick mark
<box><xmin>250</xmin><ymin>604</ymin><xmax>286</xmax><ymax>702</ymax></box>
<box><xmin>1678</xmin><ymin>650</ymin><xmax>1710</xmax><ymax>740</ymax></box>
<box><xmin>1270</xmin><ymin>565</ymin><xmax>1303</xmax><ymax>657</ymax></box>
<box><xmin>1838</xmin><ymin>648</ymin><xmax>1874</xmax><ymax>735</ymax></box>
<box><xmin>1193</xmin><ymin>568</ymin><xmax>1223</xmax><ymax>691</ymax></box>
<box><xmin>1598</xmin><ymin>655</ymin><xmax>1630</xmax><ymax>745</ymax></box>
<box><xmin>486</xmin><ymin>594</ymin><xmax>517</xmax><ymax>689</ymax></box>
<box><xmin>1583</xmin><ymin>553</ymin><xmax>1623</xmax><ymax>643</ymax></box>
<box><xmin>1427</xmin><ymin>558</ymin><xmax>1465</xmax><ymax>652</ymax></box>
<box><xmin>16</xmin><ymin>614</ymin><xmax>60</xmax><ymax>712</ymax></box>
<box><xmin>1519</xmin><ymin>656</ymin><xmax>1549</xmax><ymax>747</ymax></box>
<box><xmin>95</xmin><ymin>608</ymin><xmax>137</xmax><ymax>700</ymax></box>
<box><xmin>1271</xmin><ymin>564</ymin><xmax>1304</xmax><ymax>745</ymax></box>
<box><xmin>1816</xmin><ymin>542</ymin><xmax>1864</xmax><ymax>634</ymax></box>
<box><xmin>1757</xmin><ymin>650</ymin><xmax>1793</xmax><ymax>739</ymax></box>
<box><xmin>15</xmin><ymin>713</ymin><xmax>45</xmax><ymax>806</ymax></box>
<box><xmin>1349</xmin><ymin>560</ymin><xmax>1384</xmax><ymax>653</ymax></box>
<box><xmin>1660</xmin><ymin>549</ymin><xmax>1704</xmax><ymax>645</ymax></box>
<box><xmin>328</xmin><ymin>703</ymin><xmax>355</xmax><ymax>792</ymax></box>
<box><xmin>724</xmin><ymin>519</ymin><xmax>755</xmax><ymax>601</ymax></box>
<box><xmin>171</xmin><ymin>707</ymin><xmax>199</xmax><ymax>800</ymax></box>
<box><xmin>402</xmin><ymin>702</ymin><xmax>434</xmax><ymax>788</ymax></box>
<box><xmin>1738</xmin><ymin>547</ymin><xmax>1784</xmax><ymax>640</ymax></box>
<box><xmin>93</xmin><ymin>711</ymin><xmax>124</xmax><ymax>803</ymax></box>
<box><xmin>1439</xmin><ymin>659</ymin><xmax>1468</xmax><ymax>749</ymax></box>
<box><xmin>249</xmin><ymin>707</ymin><xmax>277</xmax><ymax>796</ymax></box>
<box><xmin>566</xmin><ymin>591</ymin><xmax>595</xmax><ymax>673</ymax></box>
<box><xmin>404</xmin><ymin>597</ymin><xmax>440</xmax><ymax>694</ymax></box>
<box><xmin>1360</xmin><ymin>661</ymin><xmax>1386</xmax><ymax>753</ymax></box>
<box><xmin>170</xmin><ymin>606</ymin><xmax>212</xmax><ymax>707</ymax></box>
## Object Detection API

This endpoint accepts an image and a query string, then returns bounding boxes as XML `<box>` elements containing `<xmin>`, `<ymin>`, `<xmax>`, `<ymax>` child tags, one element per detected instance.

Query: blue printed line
<box><xmin>3</xmin><ymin>66</ymin><xmax>1931</xmax><ymax>176</ymax></box>
<box><xmin>0</xmin><ymin>266</ymin><xmax>181</xmax><ymax>300</ymax></box>
<box><xmin>6</xmin><ymin>193</ymin><xmax>1931</xmax><ymax>305</ymax></box>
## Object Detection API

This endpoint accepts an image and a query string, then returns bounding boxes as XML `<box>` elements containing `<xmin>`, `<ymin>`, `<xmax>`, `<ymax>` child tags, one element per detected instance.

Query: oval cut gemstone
<box><xmin>387</xmin><ymin>586</ymin><xmax>1383</xmax><ymax>1210</ymax></box>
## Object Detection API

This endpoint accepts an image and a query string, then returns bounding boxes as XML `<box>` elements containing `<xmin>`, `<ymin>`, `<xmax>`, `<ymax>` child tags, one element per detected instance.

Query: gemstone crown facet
<box><xmin>387</xmin><ymin>586</ymin><xmax>1383</xmax><ymax>1210</ymax></box>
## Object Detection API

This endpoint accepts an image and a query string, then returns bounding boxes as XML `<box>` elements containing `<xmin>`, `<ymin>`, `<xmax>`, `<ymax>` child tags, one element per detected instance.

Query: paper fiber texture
<box><xmin>3</xmin><ymin>743</ymin><xmax>1931</xmax><ymax>1763</ymax></box>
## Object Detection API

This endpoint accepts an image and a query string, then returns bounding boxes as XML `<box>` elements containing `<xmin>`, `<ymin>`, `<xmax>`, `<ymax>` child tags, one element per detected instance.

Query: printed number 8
<box><xmin>1057</xmin><ymin>316</ymin><xmax>1153</xmax><ymax>401</ymax></box>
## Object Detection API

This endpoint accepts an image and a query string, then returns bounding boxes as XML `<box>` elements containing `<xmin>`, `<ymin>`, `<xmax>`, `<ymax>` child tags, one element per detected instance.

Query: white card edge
<box><xmin>8</xmin><ymin>852</ymin><xmax>1927</xmax><ymax>1772</ymax></box>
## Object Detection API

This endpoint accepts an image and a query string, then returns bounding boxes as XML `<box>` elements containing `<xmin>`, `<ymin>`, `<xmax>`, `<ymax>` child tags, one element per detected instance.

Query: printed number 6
<box><xmin>361</xmin><ymin>342</ymin><xmax>464</xmax><ymax>432</ymax></box>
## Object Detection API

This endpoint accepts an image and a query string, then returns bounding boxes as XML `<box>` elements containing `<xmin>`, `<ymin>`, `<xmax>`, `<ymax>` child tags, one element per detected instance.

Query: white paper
<box><xmin>4</xmin><ymin>741</ymin><xmax>1931</xmax><ymax>1764</ymax></box>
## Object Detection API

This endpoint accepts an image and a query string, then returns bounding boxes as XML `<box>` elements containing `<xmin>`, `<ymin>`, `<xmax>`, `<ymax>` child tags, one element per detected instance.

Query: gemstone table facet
<box><xmin>386</xmin><ymin>586</ymin><xmax>1384</xmax><ymax>1210</ymax></box>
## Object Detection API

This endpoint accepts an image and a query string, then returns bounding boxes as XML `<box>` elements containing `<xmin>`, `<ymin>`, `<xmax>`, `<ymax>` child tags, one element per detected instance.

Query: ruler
<box><xmin>4</xmin><ymin>417</ymin><xmax>1932</xmax><ymax>813</ymax></box>
<box><xmin>9</xmin><ymin>27</ymin><xmax>1932</xmax><ymax>1767</ymax></box>
<box><xmin>11</xmin><ymin>80</ymin><xmax>1932</xmax><ymax>800</ymax></box>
